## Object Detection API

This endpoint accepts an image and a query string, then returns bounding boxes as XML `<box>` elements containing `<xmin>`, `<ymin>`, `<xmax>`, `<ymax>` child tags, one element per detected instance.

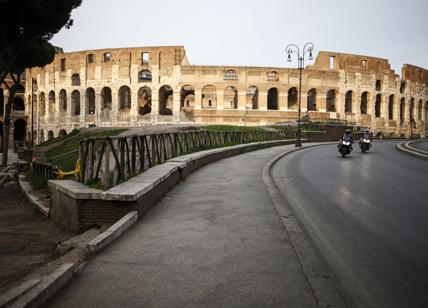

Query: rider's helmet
<box><xmin>364</xmin><ymin>129</ymin><xmax>369</xmax><ymax>133</ymax></box>
<box><xmin>345</xmin><ymin>129</ymin><xmax>351</xmax><ymax>134</ymax></box>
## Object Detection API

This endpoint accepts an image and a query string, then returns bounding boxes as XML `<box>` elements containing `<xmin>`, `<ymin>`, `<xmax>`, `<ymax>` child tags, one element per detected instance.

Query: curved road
<box><xmin>271</xmin><ymin>140</ymin><xmax>428</xmax><ymax>308</ymax></box>
<box><xmin>412</xmin><ymin>140</ymin><xmax>428</xmax><ymax>152</ymax></box>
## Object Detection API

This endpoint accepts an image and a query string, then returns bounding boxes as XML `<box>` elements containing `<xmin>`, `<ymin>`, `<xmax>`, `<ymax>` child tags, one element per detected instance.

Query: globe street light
<box><xmin>286</xmin><ymin>42</ymin><xmax>314</xmax><ymax>147</ymax></box>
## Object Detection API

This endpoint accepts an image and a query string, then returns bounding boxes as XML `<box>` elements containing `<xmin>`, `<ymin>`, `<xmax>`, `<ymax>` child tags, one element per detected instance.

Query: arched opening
<box><xmin>307</xmin><ymin>88</ymin><xmax>317</xmax><ymax>111</ymax></box>
<box><xmin>138</xmin><ymin>70</ymin><xmax>152</xmax><ymax>82</ymax></box>
<box><xmin>400</xmin><ymin>82</ymin><xmax>406</xmax><ymax>94</ymax></box>
<box><xmin>16</xmin><ymin>84</ymin><xmax>24</xmax><ymax>93</ymax></box>
<box><xmin>418</xmin><ymin>99</ymin><xmax>423</xmax><ymax>121</ymax></box>
<box><xmin>71</xmin><ymin>73</ymin><xmax>80</xmax><ymax>86</ymax></box>
<box><xmin>48</xmin><ymin>91</ymin><xmax>55</xmax><ymax>113</ymax></box>
<box><xmin>71</xmin><ymin>90</ymin><xmax>80</xmax><ymax>116</ymax></box>
<box><xmin>361</xmin><ymin>92</ymin><xmax>369</xmax><ymax>114</ymax></box>
<box><xmin>85</xmin><ymin>88</ymin><xmax>96</xmax><ymax>114</ymax></box>
<box><xmin>13</xmin><ymin>119</ymin><xmax>26</xmax><ymax>142</ymax></box>
<box><xmin>180</xmin><ymin>85</ymin><xmax>195</xmax><ymax>109</ymax></box>
<box><xmin>224</xmin><ymin>86</ymin><xmax>238</xmax><ymax>109</ymax></box>
<box><xmin>247</xmin><ymin>86</ymin><xmax>258</xmax><ymax>110</ymax></box>
<box><xmin>33</xmin><ymin>130</ymin><xmax>37</xmax><ymax>144</ymax></box>
<box><xmin>267</xmin><ymin>88</ymin><xmax>278</xmax><ymax>110</ymax></box>
<box><xmin>39</xmin><ymin>129</ymin><xmax>44</xmax><ymax>143</ymax></box>
<box><xmin>375</xmin><ymin>94</ymin><xmax>381</xmax><ymax>117</ymax></box>
<box><xmin>13</xmin><ymin>97</ymin><xmax>25</xmax><ymax>111</ymax></box>
<box><xmin>48</xmin><ymin>130</ymin><xmax>54</xmax><ymax>141</ymax></box>
<box><xmin>345</xmin><ymin>91</ymin><xmax>353</xmax><ymax>113</ymax></box>
<box><xmin>288</xmin><ymin>87</ymin><xmax>298</xmax><ymax>110</ymax></box>
<box><xmin>39</xmin><ymin>92</ymin><xmax>46</xmax><ymax>115</ymax></box>
<box><xmin>202</xmin><ymin>85</ymin><xmax>217</xmax><ymax>109</ymax></box>
<box><xmin>159</xmin><ymin>85</ymin><xmax>173</xmax><ymax>115</ymax></box>
<box><xmin>224</xmin><ymin>70</ymin><xmax>238</xmax><ymax>81</ymax></box>
<box><xmin>58</xmin><ymin>129</ymin><xmax>67</xmax><ymax>137</ymax></box>
<box><xmin>409</xmin><ymin>98</ymin><xmax>415</xmax><ymax>121</ymax></box>
<box><xmin>138</xmin><ymin>87</ymin><xmax>152</xmax><ymax>115</ymax></box>
<box><xmin>59</xmin><ymin>89</ymin><xmax>67</xmax><ymax>112</ymax></box>
<box><xmin>101</xmin><ymin>87</ymin><xmax>112</xmax><ymax>110</ymax></box>
<box><xmin>400</xmin><ymin>98</ymin><xmax>405</xmax><ymax>125</ymax></box>
<box><xmin>0</xmin><ymin>88</ymin><xmax>4</xmax><ymax>115</ymax></box>
<box><xmin>326</xmin><ymin>89</ymin><xmax>336</xmax><ymax>112</ymax></box>
<box><xmin>388</xmin><ymin>95</ymin><xmax>394</xmax><ymax>120</ymax></box>
<box><xmin>118</xmin><ymin>86</ymin><xmax>131</xmax><ymax>110</ymax></box>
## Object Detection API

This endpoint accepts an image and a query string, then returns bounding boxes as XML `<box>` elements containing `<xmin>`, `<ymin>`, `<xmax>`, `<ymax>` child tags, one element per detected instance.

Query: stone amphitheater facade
<box><xmin>20</xmin><ymin>46</ymin><xmax>428</xmax><ymax>142</ymax></box>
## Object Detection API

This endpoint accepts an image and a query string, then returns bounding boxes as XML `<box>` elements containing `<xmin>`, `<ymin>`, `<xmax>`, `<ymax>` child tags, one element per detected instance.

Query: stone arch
<box><xmin>118</xmin><ymin>86</ymin><xmax>131</xmax><ymax>110</ymax></box>
<box><xmin>361</xmin><ymin>92</ymin><xmax>369</xmax><ymax>114</ymax></box>
<box><xmin>409</xmin><ymin>98</ymin><xmax>415</xmax><ymax>120</ymax></box>
<box><xmin>0</xmin><ymin>88</ymin><xmax>4</xmax><ymax>115</ymax></box>
<box><xmin>159</xmin><ymin>85</ymin><xmax>173</xmax><ymax>115</ymax></box>
<box><xmin>101</xmin><ymin>87</ymin><xmax>112</xmax><ymax>110</ymax></box>
<box><xmin>400</xmin><ymin>98</ymin><xmax>405</xmax><ymax>125</ymax></box>
<box><xmin>375</xmin><ymin>94</ymin><xmax>382</xmax><ymax>117</ymax></box>
<box><xmin>58</xmin><ymin>129</ymin><xmax>67</xmax><ymax>137</ymax></box>
<box><xmin>326</xmin><ymin>89</ymin><xmax>336</xmax><ymax>112</ymax></box>
<box><xmin>224</xmin><ymin>86</ymin><xmax>238</xmax><ymax>109</ymax></box>
<box><xmin>224</xmin><ymin>70</ymin><xmax>238</xmax><ymax>81</ymax></box>
<box><xmin>202</xmin><ymin>85</ymin><xmax>217</xmax><ymax>109</ymax></box>
<box><xmin>345</xmin><ymin>91</ymin><xmax>353</xmax><ymax>113</ymax></box>
<box><xmin>71</xmin><ymin>90</ymin><xmax>80</xmax><ymax>116</ymax></box>
<box><xmin>180</xmin><ymin>85</ymin><xmax>195</xmax><ymax>109</ymax></box>
<box><xmin>13</xmin><ymin>119</ymin><xmax>26</xmax><ymax>142</ymax></box>
<box><xmin>48</xmin><ymin>90</ymin><xmax>55</xmax><ymax>113</ymax></box>
<box><xmin>138</xmin><ymin>87</ymin><xmax>152</xmax><ymax>115</ymax></box>
<box><xmin>39</xmin><ymin>92</ymin><xmax>46</xmax><ymax>115</ymax></box>
<box><xmin>288</xmin><ymin>87</ymin><xmax>298</xmax><ymax>110</ymax></box>
<box><xmin>59</xmin><ymin>89</ymin><xmax>67</xmax><ymax>111</ymax></box>
<box><xmin>85</xmin><ymin>88</ymin><xmax>96</xmax><ymax>114</ymax></box>
<box><xmin>418</xmin><ymin>99</ymin><xmax>423</xmax><ymax>121</ymax></box>
<box><xmin>307</xmin><ymin>88</ymin><xmax>317</xmax><ymax>111</ymax></box>
<box><xmin>13</xmin><ymin>97</ymin><xmax>25</xmax><ymax>111</ymax></box>
<box><xmin>388</xmin><ymin>95</ymin><xmax>394</xmax><ymax>120</ymax></box>
<box><xmin>71</xmin><ymin>73</ymin><xmax>80</xmax><ymax>86</ymax></box>
<box><xmin>267</xmin><ymin>87</ymin><xmax>278</xmax><ymax>110</ymax></box>
<box><xmin>138</xmin><ymin>70</ymin><xmax>152</xmax><ymax>82</ymax></box>
<box><xmin>247</xmin><ymin>86</ymin><xmax>258</xmax><ymax>110</ymax></box>
<box><xmin>48</xmin><ymin>130</ymin><xmax>54</xmax><ymax>141</ymax></box>
<box><xmin>400</xmin><ymin>81</ymin><xmax>406</xmax><ymax>94</ymax></box>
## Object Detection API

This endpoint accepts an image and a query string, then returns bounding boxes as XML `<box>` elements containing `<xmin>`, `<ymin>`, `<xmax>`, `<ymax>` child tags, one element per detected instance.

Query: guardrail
<box><xmin>31</xmin><ymin>161</ymin><xmax>58</xmax><ymax>180</ymax></box>
<box><xmin>79</xmin><ymin>130</ymin><xmax>288</xmax><ymax>188</ymax></box>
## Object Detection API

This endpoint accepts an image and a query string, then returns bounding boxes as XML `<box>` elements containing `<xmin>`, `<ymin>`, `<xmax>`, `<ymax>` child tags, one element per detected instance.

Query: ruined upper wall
<box><xmin>402</xmin><ymin>64</ymin><xmax>428</xmax><ymax>85</ymax></box>
<box><xmin>310</xmin><ymin>51</ymin><xmax>395</xmax><ymax>76</ymax></box>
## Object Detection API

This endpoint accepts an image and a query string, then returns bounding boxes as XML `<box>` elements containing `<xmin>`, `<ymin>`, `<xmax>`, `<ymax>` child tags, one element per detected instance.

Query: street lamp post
<box><xmin>286</xmin><ymin>42</ymin><xmax>314</xmax><ymax>147</ymax></box>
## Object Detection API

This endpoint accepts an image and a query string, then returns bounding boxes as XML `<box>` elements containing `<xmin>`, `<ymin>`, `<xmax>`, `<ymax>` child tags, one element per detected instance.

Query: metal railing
<box><xmin>79</xmin><ymin>130</ymin><xmax>287</xmax><ymax>188</ymax></box>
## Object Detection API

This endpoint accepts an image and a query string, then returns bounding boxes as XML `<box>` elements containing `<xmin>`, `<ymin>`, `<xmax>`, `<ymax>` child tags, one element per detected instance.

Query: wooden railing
<box><xmin>79</xmin><ymin>130</ymin><xmax>288</xmax><ymax>188</ymax></box>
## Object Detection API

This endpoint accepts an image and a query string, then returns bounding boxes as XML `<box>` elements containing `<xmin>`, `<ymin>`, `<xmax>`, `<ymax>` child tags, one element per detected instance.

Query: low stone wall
<box><xmin>49</xmin><ymin>139</ymin><xmax>296</xmax><ymax>232</ymax></box>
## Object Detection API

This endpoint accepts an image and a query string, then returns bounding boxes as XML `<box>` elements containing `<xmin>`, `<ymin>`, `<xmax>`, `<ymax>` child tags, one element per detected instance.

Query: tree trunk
<box><xmin>2</xmin><ymin>87</ymin><xmax>16</xmax><ymax>167</ymax></box>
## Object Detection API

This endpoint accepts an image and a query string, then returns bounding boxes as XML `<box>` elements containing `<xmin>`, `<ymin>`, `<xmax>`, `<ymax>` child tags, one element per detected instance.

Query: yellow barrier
<box><xmin>53</xmin><ymin>159</ymin><xmax>81</xmax><ymax>181</ymax></box>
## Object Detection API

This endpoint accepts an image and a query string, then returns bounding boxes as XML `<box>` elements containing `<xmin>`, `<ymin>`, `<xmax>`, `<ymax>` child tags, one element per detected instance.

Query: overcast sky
<box><xmin>50</xmin><ymin>0</ymin><xmax>428</xmax><ymax>76</ymax></box>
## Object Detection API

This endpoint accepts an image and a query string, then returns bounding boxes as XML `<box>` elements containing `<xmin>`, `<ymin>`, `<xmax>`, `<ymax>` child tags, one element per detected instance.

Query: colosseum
<box><xmin>2</xmin><ymin>45</ymin><xmax>427</xmax><ymax>144</ymax></box>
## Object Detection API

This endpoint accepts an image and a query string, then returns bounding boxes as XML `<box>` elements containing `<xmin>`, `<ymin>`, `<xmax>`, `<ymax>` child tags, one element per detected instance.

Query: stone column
<box><xmin>173</xmin><ymin>90</ymin><xmax>181</xmax><ymax>123</ymax></box>
<box><xmin>130</xmin><ymin>89</ymin><xmax>138</xmax><ymax>124</ymax></box>
<box><xmin>80</xmin><ymin>91</ymin><xmax>86</xmax><ymax>126</ymax></box>
<box><xmin>95</xmin><ymin>90</ymin><xmax>102</xmax><ymax>127</ymax></box>
<box><xmin>216</xmin><ymin>89</ymin><xmax>224</xmax><ymax>110</ymax></box>
<box><xmin>111</xmin><ymin>88</ymin><xmax>119</xmax><ymax>126</ymax></box>
<box><xmin>54</xmin><ymin>92</ymin><xmax>60</xmax><ymax>125</ymax></box>
<box><xmin>151</xmin><ymin>86</ymin><xmax>159</xmax><ymax>124</ymax></box>
<box><xmin>66</xmin><ymin>92</ymin><xmax>72</xmax><ymax>124</ymax></box>
<box><xmin>194</xmin><ymin>88</ymin><xmax>202</xmax><ymax>110</ymax></box>
<box><xmin>238</xmin><ymin>90</ymin><xmax>246</xmax><ymax>110</ymax></box>
<box><xmin>278</xmin><ymin>90</ymin><xmax>287</xmax><ymax>111</ymax></box>
<box><xmin>354</xmin><ymin>91</ymin><xmax>362</xmax><ymax>123</ymax></box>
<box><xmin>317</xmin><ymin>94</ymin><xmax>327</xmax><ymax>112</ymax></box>
<box><xmin>258</xmin><ymin>90</ymin><xmax>267</xmax><ymax>111</ymax></box>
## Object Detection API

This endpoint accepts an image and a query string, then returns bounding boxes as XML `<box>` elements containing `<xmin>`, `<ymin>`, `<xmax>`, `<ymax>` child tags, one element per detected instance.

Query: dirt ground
<box><xmin>0</xmin><ymin>183</ymin><xmax>74</xmax><ymax>293</ymax></box>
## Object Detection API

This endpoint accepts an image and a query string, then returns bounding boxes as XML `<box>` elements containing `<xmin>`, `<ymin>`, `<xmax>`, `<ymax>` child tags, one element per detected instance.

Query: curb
<box><xmin>396</xmin><ymin>141</ymin><xmax>428</xmax><ymax>160</ymax></box>
<box><xmin>262</xmin><ymin>143</ymin><xmax>347</xmax><ymax>308</ymax></box>
<box><xmin>87</xmin><ymin>211</ymin><xmax>138</xmax><ymax>254</ymax></box>
<box><xmin>18</xmin><ymin>175</ymin><xmax>50</xmax><ymax>217</ymax></box>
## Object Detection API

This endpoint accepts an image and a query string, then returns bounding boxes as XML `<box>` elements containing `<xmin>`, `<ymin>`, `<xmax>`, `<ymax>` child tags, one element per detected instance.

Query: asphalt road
<box><xmin>412</xmin><ymin>140</ymin><xmax>428</xmax><ymax>152</ymax></box>
<box><xmin>271</xmin><ymin>140</ymin><xmax>428</xmax><ymax>308</ymax></box>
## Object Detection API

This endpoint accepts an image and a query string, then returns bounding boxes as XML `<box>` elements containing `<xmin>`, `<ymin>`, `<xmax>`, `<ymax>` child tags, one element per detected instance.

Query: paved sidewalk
<box><xmin>47</xmin><ymin>145</ymin><xmax>318</xmax><ymax>308</ymax></box>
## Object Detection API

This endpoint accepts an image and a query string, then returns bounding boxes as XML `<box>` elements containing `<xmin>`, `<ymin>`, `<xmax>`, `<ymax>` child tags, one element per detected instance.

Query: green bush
<box><xmin>26</xmin><ymin>168</ymin><xmax>48</xmax><ymax>190</ymax></box>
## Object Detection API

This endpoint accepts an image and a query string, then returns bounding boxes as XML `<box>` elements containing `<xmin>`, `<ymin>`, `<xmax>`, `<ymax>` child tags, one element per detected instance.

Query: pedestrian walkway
<box><xmin>47</xmin><ymin>145</ymin><xmax>319</xmax><ymax>308</ymax></box>
<box><xmin>0</xmin><ymin>152</ymin><xmax>19</xmax><ymax>167</ymax></box>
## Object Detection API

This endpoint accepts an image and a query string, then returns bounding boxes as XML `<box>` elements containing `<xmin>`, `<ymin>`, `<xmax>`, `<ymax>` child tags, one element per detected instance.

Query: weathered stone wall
<box><xmin>23</xmin><ymin>46</ymin><xmax>428</xmax><ymax>142</ymax></box>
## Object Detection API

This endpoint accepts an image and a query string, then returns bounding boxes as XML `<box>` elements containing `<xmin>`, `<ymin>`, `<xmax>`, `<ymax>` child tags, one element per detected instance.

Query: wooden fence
<box><xmin>79</xmin><ymin>130</ymin><xmax>289</xmax><ymax>188</ymax></box>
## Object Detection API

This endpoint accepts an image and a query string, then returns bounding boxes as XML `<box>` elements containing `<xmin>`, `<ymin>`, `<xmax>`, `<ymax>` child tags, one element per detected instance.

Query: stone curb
<box><xmin>8</xmin><ymin>263</ymin><xmax>75</xmax><ymax>308</ymax></box>
<box><xmin>396</xmin><ymin>141</ymin><xmax>428</xmax><ymax>160</ymax></box>
<box><xmin>0</xmin><ymin>279</ymin><xmax>40</xmax><ymax>308</ymax></box>
<box><xmin>18</xmin><ymin>175</ymin><xmax>50</xmax><ymax>217</ymax></box>
<box><xmin>87</xmin><ymin>211</ymin><xmax>138</xmax><ymax>254</ymax></box>
<box><xmin>262</xmin><ymin>142</ymin><xmax>347</xmax><ymax>308</ymax></box>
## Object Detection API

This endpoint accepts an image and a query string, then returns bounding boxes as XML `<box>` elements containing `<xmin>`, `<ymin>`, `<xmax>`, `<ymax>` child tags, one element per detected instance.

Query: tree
<box><xmin>0</xmin><ymin>0</ymin><xmax>82</xmax><ymax>166</ymax></box>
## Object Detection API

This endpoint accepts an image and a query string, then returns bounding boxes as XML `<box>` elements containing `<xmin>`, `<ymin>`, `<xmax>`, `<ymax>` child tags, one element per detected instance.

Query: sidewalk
<box><xmin>47</xmin><ymin>145</ymin><xmax>319</xmax><ymax>308</ymax></box>
<box><xmin>0</xmin><ymin>152</ymin><xmax>19</xmax><ymax>167</ymax></box>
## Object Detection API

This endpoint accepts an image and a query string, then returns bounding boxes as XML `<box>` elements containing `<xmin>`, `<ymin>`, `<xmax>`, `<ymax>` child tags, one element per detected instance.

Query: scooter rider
<box><xmin>339</xmin><ymin>129</ymin><xmax>354</xmax><ymax>149</ymax></box>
